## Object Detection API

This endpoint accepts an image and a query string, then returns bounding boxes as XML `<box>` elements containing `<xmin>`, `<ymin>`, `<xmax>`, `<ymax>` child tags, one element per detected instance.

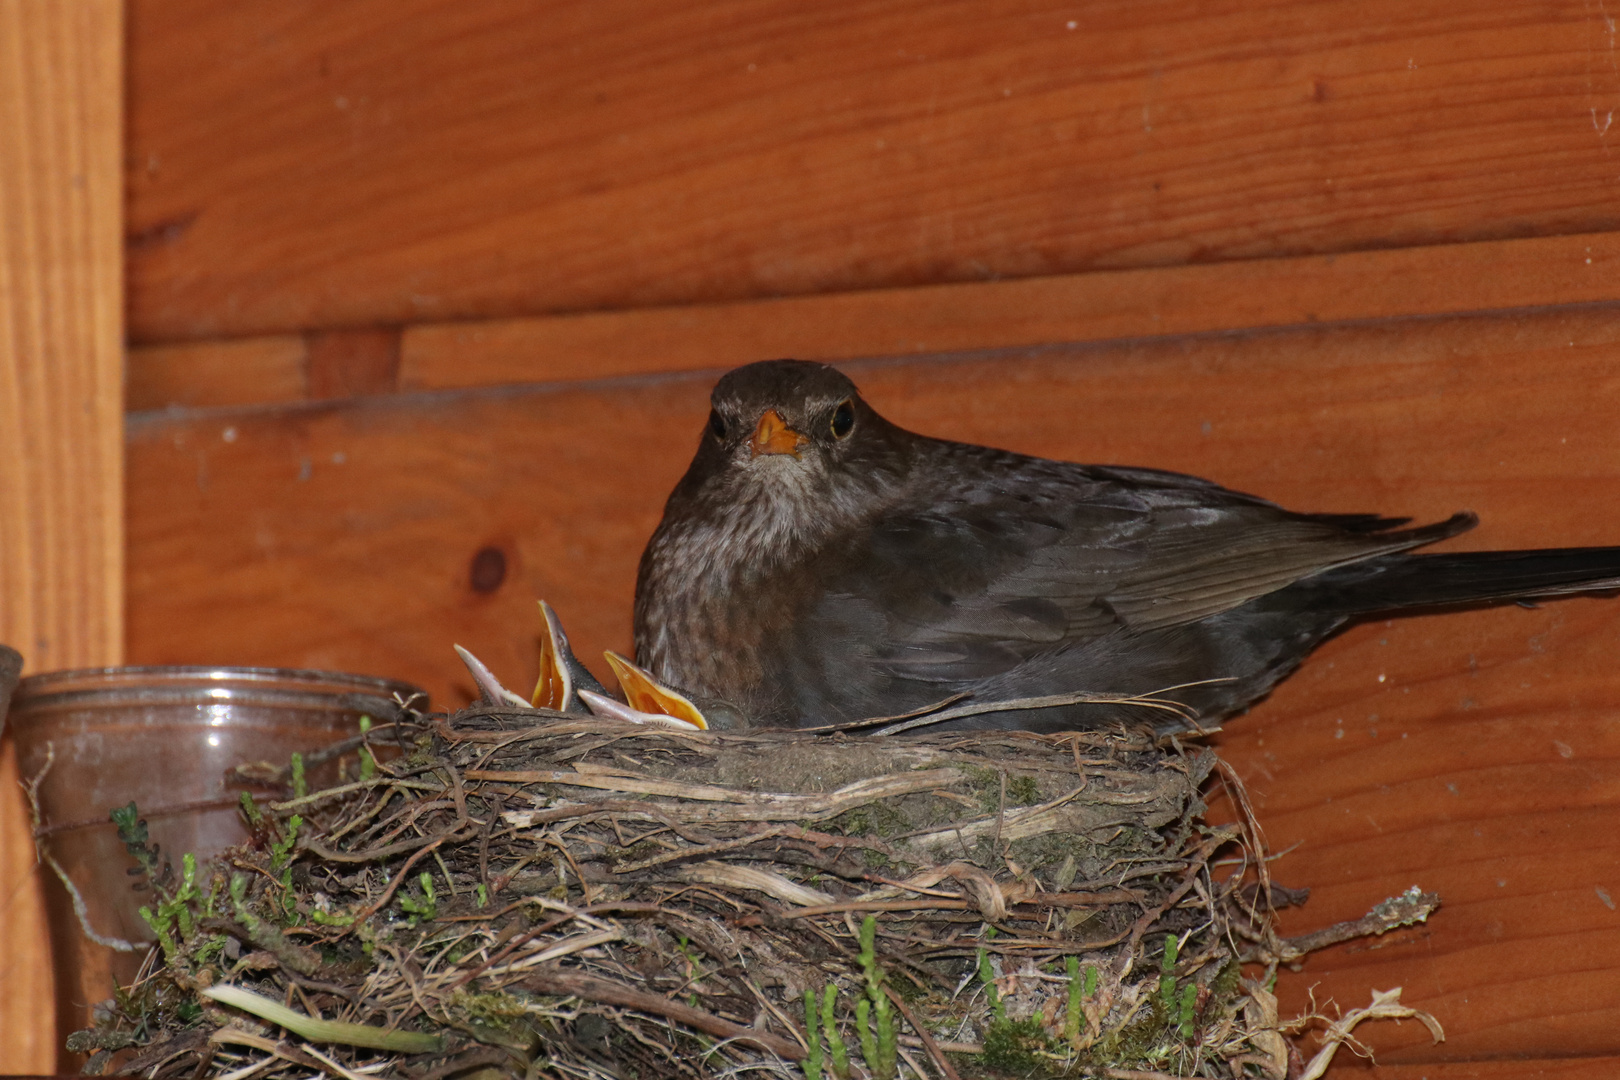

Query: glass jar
<box><xmin>7</xmin><ymin>665</ymin><xmax>424</xmax><ymax>1048</ymax></box>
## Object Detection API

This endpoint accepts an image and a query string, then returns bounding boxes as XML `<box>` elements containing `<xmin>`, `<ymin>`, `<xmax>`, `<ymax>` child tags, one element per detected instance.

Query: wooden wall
<box><xmin>125</xmin><ymin>255</ymin><xmax>1620</xmax><ymax>1071</ymax></box>
<box><xmin>126</xmin><ymin>0</ymin><xmax>1620</xmax><ymax>342</ymax></box>
<box><xmin>85</xmin><ymin>0</ymin><xmax>1620</xmax><ymax>1071</ymax></box>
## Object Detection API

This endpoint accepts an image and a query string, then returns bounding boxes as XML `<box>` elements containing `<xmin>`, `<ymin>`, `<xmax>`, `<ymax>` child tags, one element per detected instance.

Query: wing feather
<box><xmin>789</xmin><ymin>456</ymin><xmax>1473</xmax><ymax>695</ymax></box>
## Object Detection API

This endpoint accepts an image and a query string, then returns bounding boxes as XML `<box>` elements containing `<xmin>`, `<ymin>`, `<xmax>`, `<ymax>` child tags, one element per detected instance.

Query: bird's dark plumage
<box><xmin>633</xmin><ymin>359</ymin><xmax>1620</xmax><ymax>733</ymax></box>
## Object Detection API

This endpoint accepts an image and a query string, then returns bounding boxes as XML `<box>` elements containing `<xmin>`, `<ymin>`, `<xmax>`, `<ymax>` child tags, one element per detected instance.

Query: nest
<box><xmin>72</xmin><ymin>703</ymin><xmax>1443</xmax><ymax>1079</ymax></box>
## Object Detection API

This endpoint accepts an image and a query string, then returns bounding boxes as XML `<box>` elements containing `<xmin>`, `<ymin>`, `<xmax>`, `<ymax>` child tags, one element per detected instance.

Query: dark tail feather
<box><xmin>1305</xmin><ymin>547</ymin><xmax>1620</xmax><ymax>614</ymax></box>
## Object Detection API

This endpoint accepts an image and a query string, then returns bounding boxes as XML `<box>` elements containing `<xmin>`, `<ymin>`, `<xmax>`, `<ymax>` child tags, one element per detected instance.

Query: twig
<box><xmin>793</xmin><ymin>693</ymin><xmax>971</xmax><ymax>734</ymax></box>
<box><xmin>884</xmin><ymin>985</ymin><xmax>962</xmax><ymax>1080</ymax></box>
<box><xmin>1299</xmin><ymin>987</ymin><xmax>1444</xmax><ymax>1079</ymax></box>
<box><xmin>336</xmin><ymin>835</ymin><xmax>454</xmax><ymax>936</ymax></box>
<box><xmin>613</xmin><ymin>826</ymin><xmax>785</xmax><ymax>873</ymax></box>
<box><xmin>465</xmin><ymin>767</ymin><xmax>961</xmax><ymax>816</ymax></box>
<box><xmin>304</xmin><ymin>820</ymin><xmax>475</xmax><ymax>864</ymax></box>
<box><xmin>521</xmin><ymin>967</ymin><xmax>805</xmax><ymax>1060</ymax></box>
<box><xmin>870</xmin><ymin>680</ymin><xmax>1230</xmax><ymax>736</ymax></box>
<box><xmin>778</xmin><ymin>890</ymin><xmax>1142</xmax><ymax>920</ymax></box>
<box><xmin>24</xmin><ymin>745</ymin><xmax>140</xmax><ymax>951</ymax></box>
<box><xmin>1252</xmin><ymin>887</ymin><xmax>1441</xmax><ymax>963</ymax></box>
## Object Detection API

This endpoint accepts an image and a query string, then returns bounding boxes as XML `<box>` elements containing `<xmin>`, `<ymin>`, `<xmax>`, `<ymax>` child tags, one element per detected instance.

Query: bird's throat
<box><xmin>635</xmin><ymin>479</ymin><xmax>834</xmax><ymax>705</ymax></box>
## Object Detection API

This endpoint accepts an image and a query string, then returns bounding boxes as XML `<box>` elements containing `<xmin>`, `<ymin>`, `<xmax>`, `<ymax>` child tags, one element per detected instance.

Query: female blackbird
<box><xmin>634</xmin><ymin>359</ymin><xmax>1620</xmax><ymax>733</ymax></box>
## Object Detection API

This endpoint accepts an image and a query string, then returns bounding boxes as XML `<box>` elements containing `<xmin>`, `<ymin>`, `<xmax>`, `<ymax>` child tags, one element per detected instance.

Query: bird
<box><xmin>455</xmin><ymin>601</ymin><xmax>709</xmax><ymax>730</ymax></box>
<box><xmin>633</xmin><ymin>358</ymin><xmax>1620</xmax><ymax>735</ymax></box>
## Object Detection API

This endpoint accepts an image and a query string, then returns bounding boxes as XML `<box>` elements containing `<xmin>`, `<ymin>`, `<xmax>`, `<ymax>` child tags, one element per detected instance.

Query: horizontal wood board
<box><xmin>127</xmin><ymin>0</ymin><xmax>1620</xmax><ymax>342</ymax></box>
<box><xmin>127</xmin><ymin>229</ymin><xmax>1620</xmax><ymax>411</ymax></box>
<box><xmin>127</xmin><ymin>303</ymin><xmax>1620</xmax><ymax>1061</ymax></box>
<box><xmin>1361</xmin><ymin>1062</ymin><xmax>1620</xmax><ymax>1078</ymax></box>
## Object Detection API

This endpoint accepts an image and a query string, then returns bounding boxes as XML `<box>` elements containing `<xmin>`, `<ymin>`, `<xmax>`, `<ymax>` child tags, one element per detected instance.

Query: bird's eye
<box><xmin>830</xmin><ymin>399</ymin><xmax>855</xmax><ymax>440</ymax></box>
<box><xmin>709</xmin><ymin>411</ymin><xmax>728</xmax><ymax>440</ymax></box>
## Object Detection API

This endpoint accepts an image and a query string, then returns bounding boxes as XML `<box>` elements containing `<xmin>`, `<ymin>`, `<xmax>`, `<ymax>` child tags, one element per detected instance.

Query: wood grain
<box><xmin>127</xmin><ymin>303</ymin><xmax>1620</xmax><ymax>1062</ymax></box>
<box><xmin>126</xmin><ymin>0</ymin><xmax>1620</xmax><ymax>342</ymax></box>
<box><xmin>0</xmin><ymin>0</ymin><xmax>125</xmax><ymax>1068</ymax></box>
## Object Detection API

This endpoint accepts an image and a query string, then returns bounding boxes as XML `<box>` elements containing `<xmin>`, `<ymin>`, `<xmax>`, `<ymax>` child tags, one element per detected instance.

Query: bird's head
<box><xmin>705</xmin><ymin>359</ymin><xmax>871</xmax><ymax>475</ymax></box>
<box><xmin>659</xmin><ymin>360</ymin><xmax>904</xmax><ymax>554</ymax></box>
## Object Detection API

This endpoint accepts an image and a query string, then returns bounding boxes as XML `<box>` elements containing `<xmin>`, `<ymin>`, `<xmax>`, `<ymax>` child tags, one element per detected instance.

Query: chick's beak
<box><xmin>750</xmin><ymin>408</ymin><xmax>808</xmax><ymax>458</ymax></box>
<box><xmin>602</xmin><ymin>652</ymin><xmax>709</xmax><ymax>730</ymax></box>
<box><xmin>531</xmin><ymin>600</ymin><xmax>572</xmax><ymax>711</ymax></box>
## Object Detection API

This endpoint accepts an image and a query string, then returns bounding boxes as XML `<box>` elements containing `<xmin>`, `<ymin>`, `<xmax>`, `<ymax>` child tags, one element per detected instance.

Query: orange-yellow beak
<box><xmin>602</xmin><ymin>652</ymin><xmax>709</xmax><ymax>730</ymax></box>
<box><xmin>531</xmin><ymin>600</ymin><xmax>571</xmax><ymax>710</ymax></box>
<box><xmin>750</xmin><ymin>408</ymin><xmax>808</xmax><ymax>458</ymax></box>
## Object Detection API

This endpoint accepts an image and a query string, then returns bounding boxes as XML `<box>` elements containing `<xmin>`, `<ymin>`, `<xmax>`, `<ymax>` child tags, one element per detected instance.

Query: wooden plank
<box><xmin>1361</xmin><ymin>1060</ymin><xmax>1620</xmax><ymax>1078</ymax></box>
<box><xmin>305</xmin><ymin>326</ymin><xmax>401</xmax><ymax>400</ymax></box>
<box><xmin>126</xmin><ymin>0</ymin><xmax>1620</xmax><ymax>342</ymax></box>
<box><xmin>126</xmin><ymin>333</ymin><xmax>305</xmax><ymax>411</ymax></box>
<box><xmin>127</xmin><ymin>303</ymin><xmax>1620</xmax><ymax>1062</ymax></box>
<box><xmin>128</xmin><ymin>229</ymin><xmax>1620</xmax><ymax>410</ymax></box>
<box><xmin>0</xmin><ymin>0</ymin><xmax>125</xmax><ymax>1070</ymax></box>
<box><xmin>126</xmin><ymin>327</ymin><xmax>404</xmax><ymax>412</ymax></box>
<box><xmin>397</xmin><ymin>229</ymin><xmax>1620</xmax><ymax>392</ymax></box>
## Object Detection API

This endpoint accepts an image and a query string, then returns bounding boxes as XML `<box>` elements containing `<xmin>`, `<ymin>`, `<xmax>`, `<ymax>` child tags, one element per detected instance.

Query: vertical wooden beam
<box><xmin>0</xmin><ymin>0</ymin><xmax>124</xmax><ymax>1068</ymax></box>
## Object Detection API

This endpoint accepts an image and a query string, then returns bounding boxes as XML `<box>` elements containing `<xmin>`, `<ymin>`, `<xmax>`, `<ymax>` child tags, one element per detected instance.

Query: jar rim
<box><xmin>12</xmin><ymin>664</ymin><xmax>422</xmax><ymax>706</ymax></box>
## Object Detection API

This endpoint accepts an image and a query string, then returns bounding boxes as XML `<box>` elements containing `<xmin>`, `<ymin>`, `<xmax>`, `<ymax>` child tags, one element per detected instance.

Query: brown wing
<box><xmin>791</xmin><ymin>455</ymin><xmax>1474</xmax><ymax>692</ymax></box>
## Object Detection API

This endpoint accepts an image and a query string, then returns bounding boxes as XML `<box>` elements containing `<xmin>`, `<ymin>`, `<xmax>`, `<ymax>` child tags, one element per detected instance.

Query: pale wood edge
<box><xmin>0</xmin><ymin>0</ymin><xmax>125</xmax><ymax>1070</ymax></box>
<box><xmin>126</xmin><ymin>228</ymin><xmax>1620</xmax><ymax>412</ymax></box>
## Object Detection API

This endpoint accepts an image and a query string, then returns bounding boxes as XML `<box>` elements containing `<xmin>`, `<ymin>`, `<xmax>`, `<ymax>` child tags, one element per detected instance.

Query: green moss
<box><xmin>397</xmin><ymin>872</ymin><xmax>439</xmax><ymax>924</ymax></box>
<box><xmin>830</xmin><ymin>798</ymin><xmax>909</xmax><ymax>838</ymax></box>
<box><xmin>1005</xmin><ymin>775</ymin><xmax>1041</xmax><ymax>805</ymax></box>
<box><xmin>1078</xmin><ymin>1012</ymin><xmax>1162</xmax><ymax>1071</ymax></box>
<box><xmin>979</xmin><ymin>1017</ymin><xmax>1050</xmax><ymax>1073</ymax></box>
<box><xmin>453</xmin><ymin>989</ymin><xmax>532</xmax><ymax>1023</ymax></box>
<box><xmin>959</xmin><ymin>767</ymin><xmax>1044</xmax><ymax>814</ymax></box>
<box><xmin>1209</xmin><ymin>959</ymin><xmax>1241</xmax><ymax>1002</ymax></box>
<box><xmin>1002</xmin><ymin>833</ymin><xmax>1102</xmax><ymax>877</ymax></box>
<box><xmin>960</xmin><ymin>766</ymin><xmax>1003</xmax><ymax>813</ymax></box>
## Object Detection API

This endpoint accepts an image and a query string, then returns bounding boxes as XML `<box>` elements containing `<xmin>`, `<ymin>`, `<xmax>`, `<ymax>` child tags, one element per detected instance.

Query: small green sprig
<box><xmin>398</xmin><ymin>871</ymin><xmax>438</xmax><ymax>923</ymax></box>
<box><xmin>111</xmin><ymin>801</ymin><xmax>172</xmax><ymax>892</ymax></box>
<box><xmin>977</xmin><ymin>946</ymin><xmax>1004</xmax><ymax>1022</ymax></box>
<box><xmin>358</xmin><ymin>715</ymin><xmax>377</xmax><ymax>781</ymax></box>
<box><xmin>228</xmin><ymin>873</ymin><xmax>320</xmax><ymax>975</ymax></box>
<box><xmin>1178</xmin><ymin>982</ymin><xmax>1198</xmax><ymax>1040</ymax></box>
<box><xmin>1158</xmin><ymin>933</ymin><xmax>1180</xmax><ymax>1011</ymax></box>
<box><xmin>856</xmin><ymin>916</ymin><xmax>896</xmax><ymax>1080</ymax></box>
<box><xmin>310</xmin><ymin>907</ymin><xmax>356</xmax><ymax>927</ymax></box>
<box><xmin>203</xmin><ymin>984</ymin><xmax>442</xmax><ymax>1052</ymax></box>
<box><xmin>137</xmin><ymin>851</ymin><xmax>205</xmax><ymax>962</ymax></box>
<box><xmin>1056</xmin><ymin>965</ymin><xmax>1082</xmax><ymax>1049</ymax></box>
<box><xmin>802</xmin><ymin>989</ymin><xmax>824</xmax><ymax>1080</ymax></box>
<box><xmin>239</xmin><ymin>791</ymin><xmax>265</xmax><ymax>829</ymax></box>
<box><xmin>270</xmin><ymin>815</ymin><xmax>302</xmax><ymax>875</ymax></box>
<box><xmin>822</xmin><ymin>985</ymin><xmax>850</xmax><ymax>1080</ymax></box>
